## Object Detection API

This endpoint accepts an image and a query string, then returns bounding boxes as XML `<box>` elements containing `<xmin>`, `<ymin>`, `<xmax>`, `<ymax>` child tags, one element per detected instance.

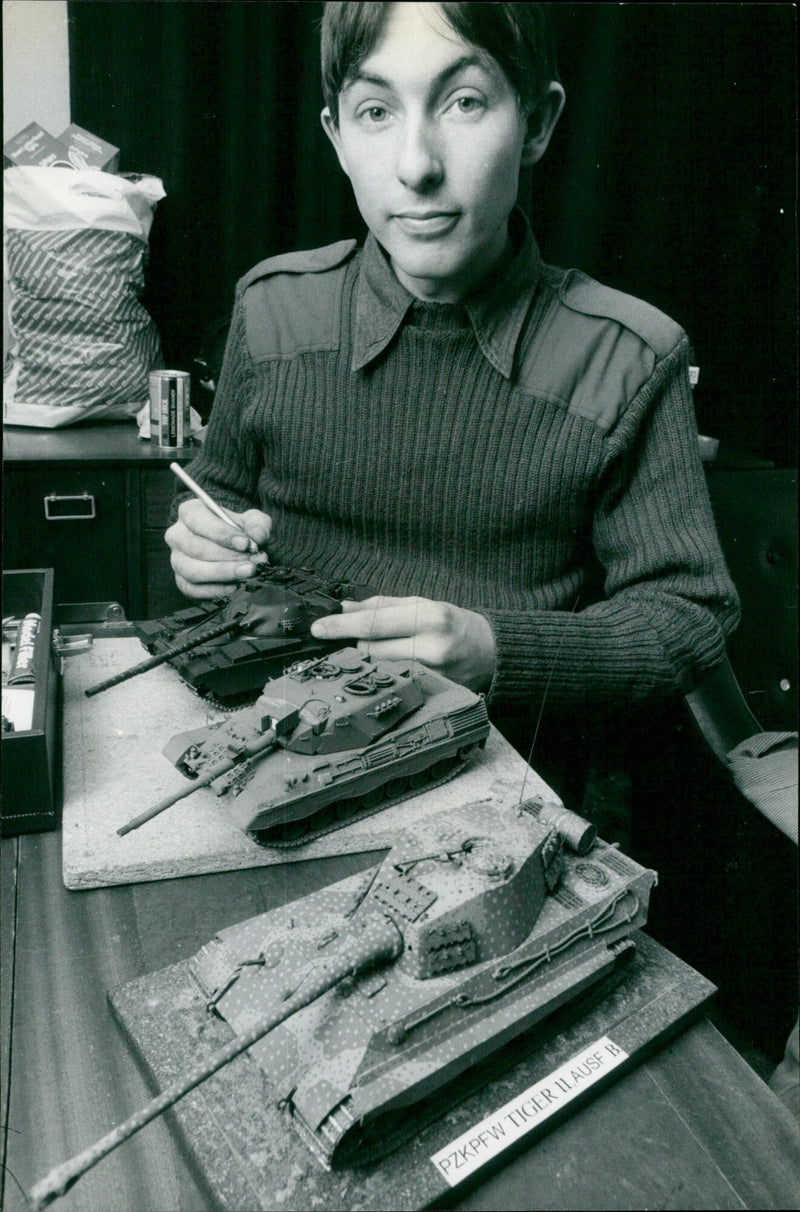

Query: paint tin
<box><xmin>149</xmin><ymin>370</ymin><xmax>192</xmax><ymax>448</ymax></box>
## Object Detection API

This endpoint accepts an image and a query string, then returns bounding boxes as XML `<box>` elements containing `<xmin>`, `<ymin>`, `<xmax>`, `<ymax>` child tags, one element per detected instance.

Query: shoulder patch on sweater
<box><xmin>517</xmin><ymin>267</ymin><xmax>685</xmax><ymax>431</ymax></box>
<box><xmin>241</xmin><ymin>240</ymin><xmax>358</xmax><ymax>361</ymax></box>
<box><xmin>560</xmin><ymin>270</ymin><xmax>682</xmax><ymax>358</ymax></box>
<box><xmin>240</xmin><ymin>239</ymin><xmax>357</xmax><ymax>290</ymax></box>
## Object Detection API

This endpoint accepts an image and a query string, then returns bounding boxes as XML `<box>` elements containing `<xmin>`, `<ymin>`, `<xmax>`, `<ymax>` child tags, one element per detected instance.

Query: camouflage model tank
<box><xmin>85</xmin><ymin>564</ymin><xmax>377</xmax><ymax>703</ymax></box>
<box><xmin>30</xmin><ymin>797</ymin><xmax>656</xmax><ymax>1206</ymax></box>
<box><xmin>118</xmin><ymin>647</ymin><xmax>491</xmax><ymax>841</ymax></box>
<box><xmin>194</xmin><ymin>797</ymin><xmax>656</xmax><ymax>1167</ymax></box>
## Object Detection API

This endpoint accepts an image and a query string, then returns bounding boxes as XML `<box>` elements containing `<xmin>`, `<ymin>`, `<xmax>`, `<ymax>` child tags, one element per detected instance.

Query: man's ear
<box><xmin>521</xmin><ymin>82</ymin><xmax>566</xmax><ymax>168</ymax></box>
<box><xmin>321</xmin><ymin>107</ymin><xmax>350</xmax><ymax>178</ymax></box>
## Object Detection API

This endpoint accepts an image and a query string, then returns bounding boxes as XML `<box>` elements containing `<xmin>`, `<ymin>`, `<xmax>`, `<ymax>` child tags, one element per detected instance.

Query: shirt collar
<box><xmin>351</xmin><ymin>207</ymin><xmax>542</xmax><ymax>378</ymax></box>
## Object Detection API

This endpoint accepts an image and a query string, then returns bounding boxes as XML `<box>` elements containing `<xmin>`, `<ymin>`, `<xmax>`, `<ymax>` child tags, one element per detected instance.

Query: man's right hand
<box><xmin>165</xmin><ymin>498</ymin><xmax>272</xmax><ymax>599</ymax></box>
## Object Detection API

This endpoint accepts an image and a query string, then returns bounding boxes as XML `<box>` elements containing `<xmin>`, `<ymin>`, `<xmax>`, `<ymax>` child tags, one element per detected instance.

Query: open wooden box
<box><xmin>2</xmin><ymin>568</ymin><xmax>61</xmax><ymax>835</ymax></box>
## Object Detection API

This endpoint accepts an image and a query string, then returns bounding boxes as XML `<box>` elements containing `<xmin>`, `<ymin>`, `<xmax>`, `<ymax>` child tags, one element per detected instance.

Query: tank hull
<box><xmin>230</xmin><ymin>687</ymin><xmax>490</xmax><ymax>839</ymax></box>
<box><xmin>294</xmin><ymin>936</ymin><xmax>631</xmax><ymax>1167</ymax></box>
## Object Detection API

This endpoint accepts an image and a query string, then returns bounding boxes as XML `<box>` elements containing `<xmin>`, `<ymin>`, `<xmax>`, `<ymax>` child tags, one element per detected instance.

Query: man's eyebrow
<box><xmin>344</xmin><ymin>53</ymin><xmax>492</xmax><ymax>95</ymax></box>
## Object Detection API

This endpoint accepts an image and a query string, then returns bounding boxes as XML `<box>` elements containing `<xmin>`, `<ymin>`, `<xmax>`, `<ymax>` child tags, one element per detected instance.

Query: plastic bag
<box><xmin>3</xmin><ymin>166</ymin><xmax>165</xmax><ymax>427</ymax></box>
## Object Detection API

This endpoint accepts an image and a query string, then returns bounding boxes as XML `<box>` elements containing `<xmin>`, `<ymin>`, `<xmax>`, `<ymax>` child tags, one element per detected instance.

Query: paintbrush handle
<box><xmin>170</xmin><ymin>462</ymin><xmax>260</xmax><ymax>553</ymax></box>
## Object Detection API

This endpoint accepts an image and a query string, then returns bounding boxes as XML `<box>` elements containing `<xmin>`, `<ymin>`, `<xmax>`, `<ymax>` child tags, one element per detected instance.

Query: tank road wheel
<box><xmin>335</xmin><ymin>799</ymin><xmax>362</xmax><ymax>821</ymax></box>
<box><xmin>359</xmin><ymin>785</ymin><xmax>386</xmax><ymax>810</ymax></box>
<box><xmin>431</xmin><ymin>757</ymin><xmax>457</xmax><ymax>780</ymax></box>
<box><xmin>409</xmin><ymin>769</ymin><xmax>430</xmax><ymax>789</ymax></box>
<box><xmin>272</xmin><ymin>818</ymin><xmax>309</xmax><ymax>843</ymax></box>
<box><xmin>311</xmin><ymin>804</ymin><xmax>337</xmax><ymax>830</ymax></box>
<box><xmin>384</xmin><ymin>776</ymin><xmax>410</xmax><ymax>798</ymax></box>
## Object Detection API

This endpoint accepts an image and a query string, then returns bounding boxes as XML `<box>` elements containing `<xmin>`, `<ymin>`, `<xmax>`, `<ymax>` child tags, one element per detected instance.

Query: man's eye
<box><xmin>359</xmin><ymin>105</ymin><xmax>389</xmax><ymax>124</ymax></box>
<box><xmin>449</xmin><ymin>95</ymin><xmax>485</xmax><ymax>115</ymax></box>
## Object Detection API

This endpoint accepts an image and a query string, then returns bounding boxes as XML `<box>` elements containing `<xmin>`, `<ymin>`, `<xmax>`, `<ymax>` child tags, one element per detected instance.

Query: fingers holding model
<box><xmin>164</xmin><ymin>497</ymin><xmax>497</xmax><ymax>696</ymax></box>
<box><xmin>165</xmin><ymin>498</ymin><xmax>272</xmax><ymax>599</ymax></box>
<box><xmin>311</xmin><ymin>596</ymin><xmax>496</xmax><ymax>693</ymax></box>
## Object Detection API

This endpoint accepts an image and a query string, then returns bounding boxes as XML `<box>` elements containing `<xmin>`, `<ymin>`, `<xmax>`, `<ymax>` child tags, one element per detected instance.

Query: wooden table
<box><xmin>2</xmin><ymin>826</ymin><xmax>798</xmax><ymax>1212</ymax></box>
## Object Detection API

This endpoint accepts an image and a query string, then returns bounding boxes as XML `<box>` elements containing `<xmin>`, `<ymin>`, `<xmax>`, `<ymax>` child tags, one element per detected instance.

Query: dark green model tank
<box><xmin>118</xmin><ymin>647</ymin><xmax>491</xmax><ymax>842</ymax></box>
<box><xmin>85</xmin><ymin>565</ymin><xmax>377</xmax><ymax>704</ymax></box>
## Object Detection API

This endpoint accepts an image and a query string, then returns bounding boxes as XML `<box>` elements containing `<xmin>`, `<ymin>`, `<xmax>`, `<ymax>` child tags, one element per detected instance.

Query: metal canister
<box><xmin>149</xmin><ymin>370</ymin><xmax>192</xmax><ymax>448</ymax></box>
<box><xmin>7</xmin><ymin>613</ymin><xmax>41</xmax><ymax>686</ymax></box>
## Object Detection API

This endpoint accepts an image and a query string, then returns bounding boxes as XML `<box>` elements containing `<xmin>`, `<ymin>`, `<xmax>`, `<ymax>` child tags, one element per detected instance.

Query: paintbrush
<box><xmin>170</xmin><ymin>462</ymin><xmax>267</xmax><ymax>561</ymax></box>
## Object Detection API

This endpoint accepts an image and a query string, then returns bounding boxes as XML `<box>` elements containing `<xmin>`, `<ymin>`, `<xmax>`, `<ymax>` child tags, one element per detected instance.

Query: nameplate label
<box><xmin>430</xmin><ymin>1035</ymin><xmax>629</xmax><ymax>1187</ymax></box>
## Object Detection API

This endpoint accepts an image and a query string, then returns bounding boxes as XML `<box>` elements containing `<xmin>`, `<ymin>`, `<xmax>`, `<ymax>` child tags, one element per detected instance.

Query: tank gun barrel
<box><xmin>84</xmin><ymin>617</ymin><xmax>243</xmax><ymax>698</ymax></box>
<box><xmin>29</xmin><ymin>913</ymin><xmax>402</xmax><ymax>1210</ymax></box>
<box><xmin>117</xmin><ymin>727</ymin><xmax>278</xmax><ymax>836</ymax></box>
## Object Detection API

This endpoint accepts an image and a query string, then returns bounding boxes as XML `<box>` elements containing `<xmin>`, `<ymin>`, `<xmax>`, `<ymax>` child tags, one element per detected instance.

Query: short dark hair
<box><xmin>321</xmin><ymin>2</ymin><xmax>559</xmax><ymax>124</ymax></box>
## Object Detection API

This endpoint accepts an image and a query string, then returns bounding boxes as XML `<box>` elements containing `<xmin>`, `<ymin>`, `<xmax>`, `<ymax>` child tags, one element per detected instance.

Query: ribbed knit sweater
<box><xmin>179</xmin><ymin>221</ymin><xmax>740</xmax><ymax>715</ymax></box>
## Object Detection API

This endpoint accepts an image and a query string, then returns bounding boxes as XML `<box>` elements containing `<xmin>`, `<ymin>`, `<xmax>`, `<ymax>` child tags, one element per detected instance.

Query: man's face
<box><xmin>322</xmin><ymin>3</ymin><xmax>545</xmax><ymax>302</ymax></box>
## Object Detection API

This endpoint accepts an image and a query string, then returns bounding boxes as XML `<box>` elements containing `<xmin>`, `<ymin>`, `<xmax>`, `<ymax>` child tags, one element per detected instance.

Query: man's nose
<box><xmin>396</xmin><ymin>117</ymin><xmax>444</xmax><ymax>191</ymax></box>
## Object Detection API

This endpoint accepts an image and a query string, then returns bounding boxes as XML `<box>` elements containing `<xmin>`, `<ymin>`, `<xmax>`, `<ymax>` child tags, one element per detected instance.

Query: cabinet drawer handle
<box><xmin>43</xmin><ymin>493</ymin><xmax>97</xmax><ymax>521</ymax></box>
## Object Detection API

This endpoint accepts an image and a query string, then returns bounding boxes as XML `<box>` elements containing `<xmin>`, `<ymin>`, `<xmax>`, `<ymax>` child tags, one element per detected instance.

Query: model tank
<box><xmin>117</xmin><ymin>647</ymin><xmax>491</xmax><ymax>841</ymax></box>
<box><xmin>84</xmin><ymin>564</ymin><xmax>377</xmax><ymax>703</ymax></box>
<box><xmin>30</xmin><ymin>797</ymin><xmax>656</xmax><ymax>1206</ymax></box>
<box><xmin>197</xmin><ymin>798</ymin><xmax>655</xmax><ymax>1168</ymax></box>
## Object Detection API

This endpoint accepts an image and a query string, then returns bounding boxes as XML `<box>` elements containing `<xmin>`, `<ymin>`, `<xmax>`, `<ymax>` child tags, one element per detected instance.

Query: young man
<box><xmin>166</xmin><ymin>2</ymin><xmax>739</xmax><ymax>768</ymax></box>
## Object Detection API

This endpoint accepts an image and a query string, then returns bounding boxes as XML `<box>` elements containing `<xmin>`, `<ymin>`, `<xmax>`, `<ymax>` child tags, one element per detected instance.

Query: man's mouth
<box><xmin>392</xmin><ymin>211</ymin><xmax>460</xmax><ymax>237</ymax></box>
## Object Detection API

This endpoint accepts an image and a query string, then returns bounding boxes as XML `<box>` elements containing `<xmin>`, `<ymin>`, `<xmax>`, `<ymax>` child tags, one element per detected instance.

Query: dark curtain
<box><xmin>68</xmin><ymin>1</ymin><xmax>796</xmax><ymax>465</ymax></box>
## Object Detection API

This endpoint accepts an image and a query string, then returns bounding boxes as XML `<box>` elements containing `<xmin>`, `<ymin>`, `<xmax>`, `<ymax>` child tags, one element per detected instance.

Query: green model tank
<box><xmin>118</xmin><ymin>647</ymin><xmax>491</xmax><ymax>842</ymax></box>
<box><xmin>85</xmin><ymin>564</ymin><xmax>377</xmax><ymax>704</ymax></box>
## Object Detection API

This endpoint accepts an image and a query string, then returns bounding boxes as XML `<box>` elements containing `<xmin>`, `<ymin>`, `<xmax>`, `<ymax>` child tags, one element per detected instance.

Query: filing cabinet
<box><xmin>2</xmin><ymin>424</ymin><xmax>195</xmax><ymax>621</ymax></box>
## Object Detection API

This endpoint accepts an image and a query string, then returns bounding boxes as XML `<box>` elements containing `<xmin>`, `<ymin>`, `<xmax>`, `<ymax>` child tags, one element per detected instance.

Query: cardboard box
<box><xmin>58</xmin><ymin>123</ymin><xmax>120</xmax><ymax>172</ymax></box>
<box><xmin>3</xmin><ymin>121</ymin><xmax>72</xmax><ymax>169</ymax></box>
<box><xmin>1</xmin><ymin>569</ymin><xmax>62</xmax><ymax>835</ymax></box>
<box><xmin>3</xmin><ymin>122</ymin><xmax>120</xmax><ymax>172</ymax></box>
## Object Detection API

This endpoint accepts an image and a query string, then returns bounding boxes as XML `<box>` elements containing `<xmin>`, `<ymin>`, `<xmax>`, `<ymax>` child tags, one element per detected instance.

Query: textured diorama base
<box><xmin>108</xmin><ymin>929</ymin><xmax>715</xmax><ymax>1212</ymax></box>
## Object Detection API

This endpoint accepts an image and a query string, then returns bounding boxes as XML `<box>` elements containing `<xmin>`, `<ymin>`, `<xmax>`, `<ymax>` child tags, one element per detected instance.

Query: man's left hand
<box><xmin>310</xmin><ymin>596</ymin><xmax>496</xmax><ymax>693</ymax></box>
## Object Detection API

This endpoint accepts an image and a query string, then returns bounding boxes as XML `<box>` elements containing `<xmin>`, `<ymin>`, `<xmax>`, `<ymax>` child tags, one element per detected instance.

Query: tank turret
<box><xmin>30</xmin><ymin>798</ymin><xmax>656</xmax><ymax>1206</ymax></box>
<box><xmin>84</xmin><ymin>564</ymin><xmax>377</xmax><ymax>703</ymax></box>
<box><xmin>117</xmin><ymin>647</ymin><xmax>490</xmax><ymax>841</ymax></box>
